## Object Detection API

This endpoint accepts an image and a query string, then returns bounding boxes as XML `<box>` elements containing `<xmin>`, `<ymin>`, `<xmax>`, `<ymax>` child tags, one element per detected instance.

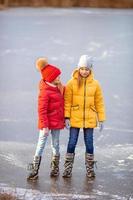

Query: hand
<box><xmin>65</xmin><ymin>119</ymin><xmax>70</xmax><ymax>129</ymax></box>
<box><xmin>99</xmin><ymin>122</ymin><xmax>104</xmax><ymax>132</ymax></box>
<box><xmin>41</xmin><ymin>127</ymin><xmax>49</xmax><ymax>136</ymax></box>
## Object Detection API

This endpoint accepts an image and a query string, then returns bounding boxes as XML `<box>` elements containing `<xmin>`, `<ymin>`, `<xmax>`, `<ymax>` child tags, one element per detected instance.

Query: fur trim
<box><xmin>36</xmin><ymin>57</ymin><xmax>48</xmax><ymax>71</ymax></box>
<box><xmin>72</xmin><ymin>68</ymin><xmax>79</xmax><ymax>78</ymax></box>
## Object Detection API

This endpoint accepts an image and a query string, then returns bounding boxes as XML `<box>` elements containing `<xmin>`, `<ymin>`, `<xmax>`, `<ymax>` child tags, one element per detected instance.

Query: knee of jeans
<box><xmin>39</xmin><ymin>135</ymin><xmax>48</xmax><ymax>141</ymax></box>
<box><xmin>85</xmin><ymin>134</ymin><xmax>93</xmax><ymax>143</ymax></box>
<box><xmin>52</xmin><ymin>140</ymin><xmax>59</xmax><ymax>149</ymax></box>
<box><xmin>69</xmin><ymin>135</ymin><xmax>78</xmax><ymax>145</ymax></box>
<box><xmin>68</xmin><ymin>141</ymin><xmax>77</xmax><ymax>149</ymax></box>
<box><xmin>52</xmin><ymin>143</ymin><xmax>59</xmax><ymax>155</ymax></box>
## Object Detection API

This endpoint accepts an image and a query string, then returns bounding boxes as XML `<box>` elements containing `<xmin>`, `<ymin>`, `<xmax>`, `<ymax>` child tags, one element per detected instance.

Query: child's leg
<box><xmin>83</xmin><ymin>128</ymin><xmax>95</xmax><ymax>178</ymax></box>
<box><xmin>50</xmin><ymin>129</ymin><xmax>60</xmax><ymax>177</ymax></box>
<box><xmin>34</xmin><ymin>129</ymin><xmax>48</xmax><ymax>157</ymax></box>
<box><xmin>67</xmin><ymin>127</ymin><xmax>80</xmax><ymax>153</ymax></box>
<box><xmin>83</xmin><ymin>128</ymin><xmax>94</xmax><ymax>154</ymax></box>
<box><xmin>63</xmin><ymin>128</ymin><xmax>79</xmax><ymax>178</ymax></box>
<box><xmin>27</xmin><ymin>130</ymin><xmax>48</xmax><ymax>180</ymax></box>
<box><xmin>51</xmin><ymin>129</ymin><xmax>60</xmax><ymax>156</ymax></box>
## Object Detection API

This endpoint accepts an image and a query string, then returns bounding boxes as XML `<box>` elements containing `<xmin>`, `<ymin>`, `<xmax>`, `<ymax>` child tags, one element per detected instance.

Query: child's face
<box><xmin>52</xmin><ymin>76</ymin><xmax>61</xmax><ymax>85</ymax></box>
<box><xmin>79</xmin><ymin>67</ymin><xmax>90</xmax><ymax>78</ymax></box>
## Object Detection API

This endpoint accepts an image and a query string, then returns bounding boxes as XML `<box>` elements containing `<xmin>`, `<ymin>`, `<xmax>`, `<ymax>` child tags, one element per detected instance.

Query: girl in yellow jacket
<box><xmin>63</xmin><ymin>55</ymin><xmax>106</xmax><ymax>179</ymax></box>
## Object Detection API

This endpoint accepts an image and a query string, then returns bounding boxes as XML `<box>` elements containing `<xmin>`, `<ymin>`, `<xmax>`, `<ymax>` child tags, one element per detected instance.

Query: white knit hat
<box><xmin>78</xmin><ymin>55</ymin><xmax>93</xmax><ymax>69</ymax></box>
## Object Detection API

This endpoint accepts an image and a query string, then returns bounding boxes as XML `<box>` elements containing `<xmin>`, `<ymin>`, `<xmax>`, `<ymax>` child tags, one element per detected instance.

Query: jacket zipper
<box><xmin>83</xmin><ymin>79</ymin><xmax>86</xmax><ymax>128</ymax></box>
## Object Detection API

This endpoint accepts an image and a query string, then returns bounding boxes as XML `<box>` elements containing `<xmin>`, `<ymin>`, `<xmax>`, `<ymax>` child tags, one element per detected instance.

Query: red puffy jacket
<box><xmin>38</xmin><ymin>80</ymin><xmax>64</xmax><ymax>130</ymax></box>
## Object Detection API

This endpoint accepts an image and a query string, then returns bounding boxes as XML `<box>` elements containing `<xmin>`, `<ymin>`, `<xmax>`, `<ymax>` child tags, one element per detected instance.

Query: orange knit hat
<box><xmin>36</xmin><ymin>58</ymin><xmax>61</xmax><ymax>83</ymax></box>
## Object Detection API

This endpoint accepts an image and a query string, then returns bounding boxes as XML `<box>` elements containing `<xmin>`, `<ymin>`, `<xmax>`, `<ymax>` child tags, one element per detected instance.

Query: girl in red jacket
<box><xmin>27</xmin><ymin>58</ymin><xmax>64</xmax><ymax>180</ymax></box>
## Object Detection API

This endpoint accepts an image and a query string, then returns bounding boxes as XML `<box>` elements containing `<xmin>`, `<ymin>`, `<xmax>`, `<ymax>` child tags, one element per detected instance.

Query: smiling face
<box><xmin>79</xmin><ymin>67</ymin><xmax>91</xmax><ymax>78</ymax></box>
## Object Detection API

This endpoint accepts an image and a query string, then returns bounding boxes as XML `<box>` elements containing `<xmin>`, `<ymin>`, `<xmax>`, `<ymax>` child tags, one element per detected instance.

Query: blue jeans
<box><xmin>35</xmin><ymin>129</ymin><xmax>60</xmax><ymax>157</ymax></box>
<box><xmin>67</xmin><ymin>127</ymin><xmax>94</xmax><ymax>154</ymax></box>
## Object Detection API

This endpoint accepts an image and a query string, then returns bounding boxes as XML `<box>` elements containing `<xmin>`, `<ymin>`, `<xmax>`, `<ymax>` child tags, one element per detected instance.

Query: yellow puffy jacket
<box><xmin>64</xmin><ymin>69</ymin><xmax>106</xmax><ymax>128</ymax></box>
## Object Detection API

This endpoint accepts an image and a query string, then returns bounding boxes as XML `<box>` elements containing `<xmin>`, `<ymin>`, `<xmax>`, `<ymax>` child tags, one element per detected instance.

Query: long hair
<box><xmin>77</xmin><ymin>70</ymin><xmax>83</xmax><ymax>88</ymax></box>
<box><xmin>57</xmin><ymin>82</ymin><xmax>65</xmax><ymax>95</ymax></box>
<box><xmin>77</xmin><ymin>69</ymin><xmax>91</xmax><ymax>88</ymax></box>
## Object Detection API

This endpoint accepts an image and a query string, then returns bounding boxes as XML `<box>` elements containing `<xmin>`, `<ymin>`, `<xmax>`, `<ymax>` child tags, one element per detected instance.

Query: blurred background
<box><xmin>0</xmin><ymin>0</ymin><xmax>133</xmax><ymax>8</ymax></box>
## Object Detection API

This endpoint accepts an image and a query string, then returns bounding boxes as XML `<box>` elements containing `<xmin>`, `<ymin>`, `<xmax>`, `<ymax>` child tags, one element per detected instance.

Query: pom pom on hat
<box><xmin>78</xmin><ymin>55</ymin><xmax>93</xmax><ymax>69</ymax></box>
<box><xmin>36</xmin><ymin>57</ymin><xmax>48</xmax><ymax>71</ymax></box>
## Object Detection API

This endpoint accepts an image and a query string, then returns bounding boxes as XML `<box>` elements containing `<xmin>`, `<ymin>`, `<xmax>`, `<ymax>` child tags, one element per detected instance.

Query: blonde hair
<box><xmin>77</xmin><ymin>69</ymin><xmax>91</xmax><ymax>88</ymax></box>
<box><xmin>58</xmin><ymin>82</ymin><xmax>65</xmax><ymax>95</ymax></box>
<box><xmin>77</xmin><ymin>70</ymin><xmax>83</xmax><ymax>88</ymax></box>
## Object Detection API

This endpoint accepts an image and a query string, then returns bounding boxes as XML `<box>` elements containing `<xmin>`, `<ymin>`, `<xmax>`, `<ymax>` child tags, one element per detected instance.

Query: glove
<box><xmin>65</xmin><ymin>119</ymin><xmax>71</xmax><ymax>129</ymax></box>
<box><xmin>41</xmin><ymin>127</ymin><xmax>49</xmax><ymax>136</ymax></box>
<box><xmin>99</xmin><ymin>122</ymin><xmax>104</xmax><ymax>132</ymax></box>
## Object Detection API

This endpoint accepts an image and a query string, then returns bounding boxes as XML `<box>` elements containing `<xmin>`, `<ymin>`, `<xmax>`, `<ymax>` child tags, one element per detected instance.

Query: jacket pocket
<box><xmin>90</xmin><ymin>105</ymin><xmax>98</xmax><ymax>126</ymax></box>
<box><xmin>90</xmin><ymin>105</ymin><xmax>97</xmax><ymax>113</ymax></box>
<box><xmin>71</xmin><ymin>105</ymin><xmax>79</xmax><ymax>111</ymax></box>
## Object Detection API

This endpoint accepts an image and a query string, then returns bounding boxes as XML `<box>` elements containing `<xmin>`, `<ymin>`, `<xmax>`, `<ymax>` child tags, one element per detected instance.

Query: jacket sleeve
<box><xmin>94</xmin><ymin>81</ymin><xmax>106</xmax><ymax>122</ymax></box>
<box><xmin>38</xmin><ymin>88</ymin><xmax>49</xmax><ymax>129</ymax></box>
<box><xmin>64</xmin><ymin>80</ymin><xmax>73</xmax><ymax>118</ymax></box>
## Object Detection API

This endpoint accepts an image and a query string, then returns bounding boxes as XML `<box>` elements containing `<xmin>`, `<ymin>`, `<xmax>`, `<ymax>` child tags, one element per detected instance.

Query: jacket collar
<box><xmin>39</xmin><ymin>79</ymin><xmax>58</xmax><ymax>91</ymax></box>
